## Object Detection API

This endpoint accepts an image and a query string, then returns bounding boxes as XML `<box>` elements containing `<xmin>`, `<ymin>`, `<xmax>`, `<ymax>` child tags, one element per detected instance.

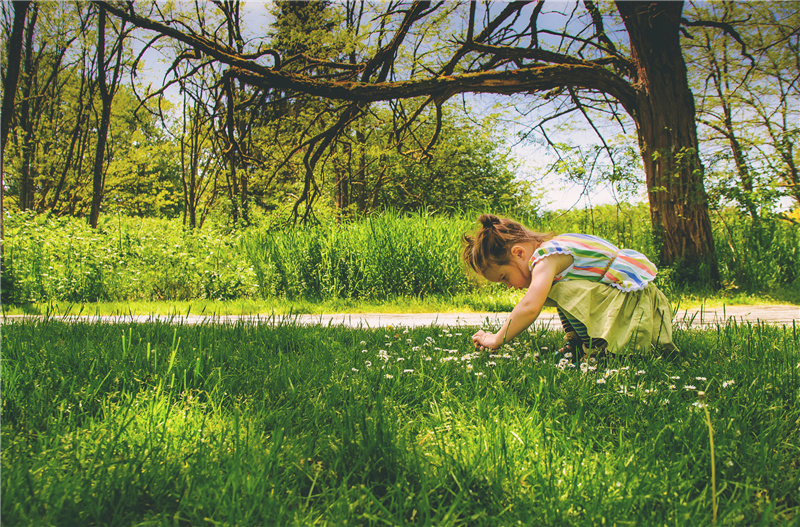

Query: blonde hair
<box><xmin>461</xmin><ymin>214</ymin><xmax>554</xmax><ymax>274</ymax></box>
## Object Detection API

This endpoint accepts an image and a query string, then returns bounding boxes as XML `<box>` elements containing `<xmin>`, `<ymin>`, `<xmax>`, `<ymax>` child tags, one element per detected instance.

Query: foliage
<box><xmin>3</xmin><ymin>319</ymin><xmax>798</xmax><ymax>524</ymax></box>
<box><xmin>3</xmin><ymin>206</ymin><xmax>799</xmax><ymax>306</ymax></box>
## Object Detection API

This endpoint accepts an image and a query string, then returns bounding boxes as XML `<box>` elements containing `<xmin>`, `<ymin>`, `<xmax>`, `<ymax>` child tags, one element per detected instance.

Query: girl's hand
<box><xmin>472</xmin><ymin>329</ymin><xmax>500</xmax><ymax>350</ymax></box>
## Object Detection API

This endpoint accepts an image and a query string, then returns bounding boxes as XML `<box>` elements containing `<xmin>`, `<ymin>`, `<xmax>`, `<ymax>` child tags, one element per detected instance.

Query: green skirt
<box><xmin>544</xmin><ymin>280</ymin><xmax>677</xmax><ymax>355</ymax></box>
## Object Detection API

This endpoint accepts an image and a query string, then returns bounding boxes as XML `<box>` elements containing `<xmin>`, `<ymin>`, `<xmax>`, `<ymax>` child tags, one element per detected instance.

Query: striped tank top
<box><xmin>529</xmin><ymin>233</ymin><xmax>657</xmax><ymax>292</ymax></box>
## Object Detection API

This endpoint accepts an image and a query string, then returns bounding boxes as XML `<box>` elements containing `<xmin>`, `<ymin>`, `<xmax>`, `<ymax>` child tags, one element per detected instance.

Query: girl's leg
<box><xmin>557</xmin><ymin>308</ymin><xmax>607</xmax><ymax>358</ymax></box>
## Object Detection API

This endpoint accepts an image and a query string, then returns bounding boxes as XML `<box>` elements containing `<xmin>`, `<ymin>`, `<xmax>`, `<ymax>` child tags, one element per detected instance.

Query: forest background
<box><xmin>1</xmin><ymin>0</ymin><xmax>799</xmax><ymax>309</ymax></box>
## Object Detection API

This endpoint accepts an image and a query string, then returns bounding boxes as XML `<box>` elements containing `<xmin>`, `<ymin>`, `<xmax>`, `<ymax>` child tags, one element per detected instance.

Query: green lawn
<box><xmin>2</xmin><ymin>318</ymin><xmax>798</xmax><ymax>525</ymax></box>
<box><xmin>3</xmin><ymin>288</ymin><xmax>798</xmax><ymax>318</ymax></box>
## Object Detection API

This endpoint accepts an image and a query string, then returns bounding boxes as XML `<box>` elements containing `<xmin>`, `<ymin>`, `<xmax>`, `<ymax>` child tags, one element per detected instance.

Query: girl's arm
<box><xmin>472</xmin><ymin>253</ymin><xmax>573</xmax><ymax>350</ymax></box>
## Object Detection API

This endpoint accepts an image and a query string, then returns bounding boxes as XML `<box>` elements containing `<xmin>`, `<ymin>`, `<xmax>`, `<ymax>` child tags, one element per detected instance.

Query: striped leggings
<box><xmin>557</xmin><ymin>308</ymin><xmax>607</xmax><ymax>348</ymax></box>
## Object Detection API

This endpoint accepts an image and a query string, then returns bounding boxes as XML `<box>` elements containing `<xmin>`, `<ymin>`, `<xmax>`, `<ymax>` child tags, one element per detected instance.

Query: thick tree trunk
<box><xmin>617</xmin><ymin>1</ymin><xmax>720</xmax><ymax>286</ymax></box>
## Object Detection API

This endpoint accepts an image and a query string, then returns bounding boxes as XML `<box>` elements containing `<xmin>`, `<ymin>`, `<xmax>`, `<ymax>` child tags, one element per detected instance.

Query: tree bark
<box><xmin>617</xmin><ymin>1</ymin><xmax>720</xmax><ymax>286</ymax></box>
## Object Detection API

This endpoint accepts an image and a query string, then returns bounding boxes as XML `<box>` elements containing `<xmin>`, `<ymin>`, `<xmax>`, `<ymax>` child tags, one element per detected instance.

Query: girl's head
<box><xmin>462</xmin><ymin>214</ymin><xmax>554</xmax><ymax>282</ymax></box>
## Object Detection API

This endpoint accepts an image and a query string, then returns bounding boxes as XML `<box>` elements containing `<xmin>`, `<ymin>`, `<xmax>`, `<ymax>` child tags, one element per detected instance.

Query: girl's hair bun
<box><xmin>479</xmin><ymin>214</ymin><xmax>500</xmax><ymax>229</ymax></box>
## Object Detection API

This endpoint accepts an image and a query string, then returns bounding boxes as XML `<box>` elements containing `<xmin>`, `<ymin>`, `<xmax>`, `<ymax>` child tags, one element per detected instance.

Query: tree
<box><xmin>684</xmin><ymin>1</ymin><xmax>800</xmax><ymax>217</ymax></box>
<box><xmin>98</xmin><ymin>0</ymin><xmax>744</xmax><ymax>282</ymax></box>
<box><xmin>1</xmin><ymin>0</ymin><xmax>30</xmax><ymax>269</ymax></box>
<box><xmin>89</xmin><ymin>4</ymin><xmax>129</xmax><ymax>228</ymax></box>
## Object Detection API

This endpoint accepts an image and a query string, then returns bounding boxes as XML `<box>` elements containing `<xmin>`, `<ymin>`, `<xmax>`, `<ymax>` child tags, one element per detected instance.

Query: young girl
<box><xmin>462</xmin><ymin>214</ymin><xmax>676</xmax><ymax>355</ymax></box>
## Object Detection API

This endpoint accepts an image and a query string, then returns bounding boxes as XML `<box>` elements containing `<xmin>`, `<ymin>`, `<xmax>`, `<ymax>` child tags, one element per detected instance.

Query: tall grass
<box><xmin>2</xmin><ymin>319</ymin><xmax>798</xmax><ymax>525</ymax></box>
<box><xmin>2</xmin><ymin>205</ymin><xmax>798</xmax><ymax>305</ymax></box>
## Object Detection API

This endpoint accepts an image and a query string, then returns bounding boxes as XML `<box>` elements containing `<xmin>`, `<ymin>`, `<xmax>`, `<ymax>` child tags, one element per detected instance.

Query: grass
<box><xmin>2</xmin><ymin>288</ymin><xmax>796</xmax><ymax>318</ymax></box>
<box><xmin>3</xmin><ymin>318</ymin><xmax>798</xmax><ymax>525</ymax></box>
<box><xmin>0</xmin><ymin>290</ymin><xmax>524</xmax><ymax>317</ymax></box>
<box><xmin>4</xmin><ymin>206</ymin><xmax>799</xmax><ymax>307</ymax></box>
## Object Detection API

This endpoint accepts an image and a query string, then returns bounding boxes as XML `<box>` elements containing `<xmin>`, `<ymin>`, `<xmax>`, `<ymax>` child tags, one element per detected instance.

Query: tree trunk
<box><xmin>17</xmin><ymin>3</ymin><xmax>38</xmax><ymax>211</ymax></box>
<box><xmin>1</xmin><ymin>0</ymin><xmax>30</xmax><ymax>299</ymax></box>
<box><xmin>89</xmin><ymin>6</ymin><xmax>124</xmax><ymax>228</ymax></box>
<box><xmin>617</xmin><ymin>1</ymin><xmax>720</xmax><ymax>286</ymax></box>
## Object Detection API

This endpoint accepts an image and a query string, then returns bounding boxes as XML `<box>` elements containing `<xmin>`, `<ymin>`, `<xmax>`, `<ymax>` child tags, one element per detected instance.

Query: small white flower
<box><xmin>661</xmin><ymin>399</ymin><xmax>670</xmax><ymax>405</ymax></box>
<box><xmin>360</xmin><ymin>341</ymin><xmax>366</xmax><ymax>345</ymax></box>
<box><xmin>722</xmin><ymin>380</ymin><xmax>735</xmax><ymax>388</ymax></box>
<box><xmin>564</xmin><ymin>352</ymin><xmax>573</xmax><ymax>359</ymax></box>
<box><xmin>365</xmin><ymin>361</ymin><xmax>372</xmax><ymax>367</ymax></box>
<box><xmin>684</xmin><ymin>385</ymin><xmax>696</xmax><ymax>390</ymax></box>
<box><xmin>636</xmin><ymin>370</ymin><xmax>646</xmax><ymax>375</ymax></box>
<box><xmin>597</xmin><ymin>378</ymin><xmax>606</xmax><ymax>384</ymax></box>
<box><xmin>385</xmin><ymin>374</ymin><xmax>393</xmax><ymax>379</ymax></box>
<box><xmin>725</xmin><ymin>460</ymin><xmax>734</xmax><ymax>467</ymax></box>
<box><xmin>696</xmin><ymin>377</ymin><xmax>707</xmax><ymax>381</ymax></box>
<box><xmin>403</xmin><ymin>369</ymin><xmax>414</xmax><ymax>373</ymax></box>
<box><xmin>474</xmin><ymin>371</ymin><xmax>485</xmax><ymax>377</ymax></box>
<box><xmin>352</xmin><ymin>368</ymin><xmax>359</xmax><ymax>372</ymax></box>
<box><xmin>670</xmin><ymin>375</ymin><xmax>681</xmax><ymax>380</ymax></box>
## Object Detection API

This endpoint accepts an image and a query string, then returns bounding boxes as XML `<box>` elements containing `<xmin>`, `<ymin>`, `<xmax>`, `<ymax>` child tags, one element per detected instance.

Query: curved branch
<box><xmin>232</xmin><ymin>63</ymin><xmax>637</xmax><ymax>116</ymax></box>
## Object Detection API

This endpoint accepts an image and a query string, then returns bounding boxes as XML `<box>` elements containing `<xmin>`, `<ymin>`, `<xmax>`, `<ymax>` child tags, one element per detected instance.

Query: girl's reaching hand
<box><xmin>472</xmin><ymin>329</ymin><xmax>500</xmax><ymax>350</ymax></box>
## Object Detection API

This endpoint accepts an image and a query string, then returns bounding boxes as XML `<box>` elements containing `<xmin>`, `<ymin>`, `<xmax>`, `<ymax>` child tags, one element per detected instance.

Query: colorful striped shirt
<box><xmin>529</xmin><ymin>233</ymin><xmax>657</xmax><ymax>292</ymax></box>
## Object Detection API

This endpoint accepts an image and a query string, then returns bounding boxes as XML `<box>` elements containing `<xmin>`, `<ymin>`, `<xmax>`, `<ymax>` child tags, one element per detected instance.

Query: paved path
<box><xmin>5</xmin><ymin>304</ymin><xmax>797</xmax><ymax>328</ymax></box>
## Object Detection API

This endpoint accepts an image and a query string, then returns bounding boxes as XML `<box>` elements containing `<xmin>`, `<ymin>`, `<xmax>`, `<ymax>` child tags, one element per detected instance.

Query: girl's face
<box><xmin>482</xmin><ymin>247</ymin><xmax>532</xmax><ymax>290</ymax></box>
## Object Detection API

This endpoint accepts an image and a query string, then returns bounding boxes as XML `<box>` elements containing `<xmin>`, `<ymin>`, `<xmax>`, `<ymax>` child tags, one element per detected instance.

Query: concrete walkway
<box><xmin>5</xmin><ymin>304</ymin><xmax>798</xmax><ymax>329</ymax></box>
